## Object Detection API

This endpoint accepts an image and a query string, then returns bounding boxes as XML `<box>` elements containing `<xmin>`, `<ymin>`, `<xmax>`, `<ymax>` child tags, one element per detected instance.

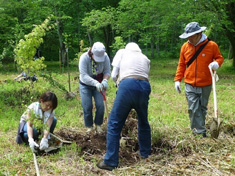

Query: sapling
<box><xmin>27</xmin><ymin>109</ymin><xmax>48</xmax><ymax>141</ymax></box>
<box><xmin>14</xmin><ymin>15</ymin><xmax>56</xmax><ymax>78</ymax></box>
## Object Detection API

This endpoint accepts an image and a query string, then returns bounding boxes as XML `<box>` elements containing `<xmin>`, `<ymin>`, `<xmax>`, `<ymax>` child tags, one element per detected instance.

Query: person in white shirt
<box><xmin>16</xmin><ymin>91</ymin><xmax>58</xmax><ymax>152</ymax></box>
<box><xmin>97</xmin><ymin>42</ymin><xmax>151</xmax><ymax>171</ymax></box>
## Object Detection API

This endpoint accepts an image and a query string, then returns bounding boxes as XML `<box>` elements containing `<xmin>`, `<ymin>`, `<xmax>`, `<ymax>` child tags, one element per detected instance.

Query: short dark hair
<box><xmin>39</xmin><ymin>91</ymin><xmax>58</xmax><ymax>111</ymax></box>
<box><xmin>88</xmin><ymin>48</ymin><xmax>93</xmax><ymax>58</ymax></box>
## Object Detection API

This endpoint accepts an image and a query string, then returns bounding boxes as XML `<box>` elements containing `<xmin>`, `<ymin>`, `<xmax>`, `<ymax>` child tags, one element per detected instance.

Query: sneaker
<box><xmin>97</xmin><ymin>160</ymin><xmax>116</xmax><ymax>171</ymax></box>
<box><xmin>96</xmin><ymin>125</ymin><xmax>104</xmax><ymax>134</ymax></box>
<box><xmin>86</xmin><ymin>127</ymin><xmax>93</xmax><ymax>133</ymax></box>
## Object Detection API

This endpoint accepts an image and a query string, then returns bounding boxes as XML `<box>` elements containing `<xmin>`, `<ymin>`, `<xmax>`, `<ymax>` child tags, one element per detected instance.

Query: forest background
<box><xmin>0</xmin><ymin>0</ymin><xmax>235</xmax><ymax>175</ymax></box>
<box><xmin>0</xmin><ymin>0</ymin><xmax>235</xmax><ymax>67</ymax></box>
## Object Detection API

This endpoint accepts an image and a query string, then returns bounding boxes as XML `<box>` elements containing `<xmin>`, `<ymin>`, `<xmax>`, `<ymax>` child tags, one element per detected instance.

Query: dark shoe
<box><xmin>202</xmin><ymin>133</ymin><xmax>207</xmax><ymax>138</ymax></box>
<box><xmin>137</xmin><ymin>151</ymin><xmax>149</xmax><ymax>159</ymax></box>
<box><xmin>97</xmin><ymin>161</ymin><xmax>116</xmax><ymax>171</ymax></box>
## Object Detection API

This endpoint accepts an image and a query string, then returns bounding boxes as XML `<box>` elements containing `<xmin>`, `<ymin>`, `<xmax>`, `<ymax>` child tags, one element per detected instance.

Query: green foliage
<box><xmin>14</xmin><ymin>15</ymin><xmax>56</xmax><ymax>76</ymax></box>
<box><xmin>110</xmin><ymin>36</ymin><xmax>126</xmax><ymax>53</ymax></box>
<box><xmin>74</xmin><ymin>40</ymin><xmax>90</xmax><ymax>62</ymax></box>
<box><xmin>82</xmin><ymin>7</ymin><xmax>117</xmax><ymax>32</ymax></box>
<box><xmin>27</xmin><ymin>109</ymin><xmax>48</xmax><ymax>140</ymax></box>
<box><xmin>0</xmin><ymin>58</ymin><xmax>234</xmax><ymax>175</ymax></box>
<box><xmin>0</xmin><ymin>39</ymin><xmax>15</xmax><ymax>63</ymax></box>
<box><xmin>0</xmin><ymin>81</ymin><xmax>42</xmax><ymax>107</ymax></box>
<box><xmin>63</xmin><ymin>33</ymin><xmax>72</xmax><ymax>49</ymax></box>
<box><xmin>1</xmin><ymin>0</ymin><xmax>234</xmax><ymax>65</ymax></box>
<box><xmin>41</xmin><ymin>72</ymin><xmax>68</xmax><ymax>93</ymax></box>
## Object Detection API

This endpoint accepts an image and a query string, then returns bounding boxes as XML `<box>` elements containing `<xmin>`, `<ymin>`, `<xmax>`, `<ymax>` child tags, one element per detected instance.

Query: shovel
<box><xmin>209</xmin><ymin>67</ymin><xmax>223</xmax><ymax>138</ymax></box>
<box><xmin>43</xmin><ymin>133</ymin><xmax>72</xmax><ymax>153</ymax></box>
<box><xmin>100</xmin><ymin>91</ymin><xmax>109</xmax><ymax>122</ymax></box>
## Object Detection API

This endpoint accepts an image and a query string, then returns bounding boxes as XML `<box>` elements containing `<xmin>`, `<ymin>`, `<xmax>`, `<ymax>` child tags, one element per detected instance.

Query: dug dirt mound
<box><xmin>56</xmin><ymin>110</ymin><xmax>175</xmax><ymax>167</ymax></box>
<box><xmin>56</xmin><ymin>117</ymin><xmax>143</xmax><ymax>166</ymax></box>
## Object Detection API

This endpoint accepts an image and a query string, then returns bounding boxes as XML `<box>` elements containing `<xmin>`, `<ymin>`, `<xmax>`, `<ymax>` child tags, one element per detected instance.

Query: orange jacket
<box><xmin>174</xmin><ymin>38</ymin><xmax>224</xmax><ymax>87</ymax></box>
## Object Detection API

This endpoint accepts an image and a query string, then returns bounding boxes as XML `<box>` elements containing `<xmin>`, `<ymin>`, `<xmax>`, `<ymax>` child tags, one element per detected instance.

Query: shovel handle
<box><xmin>100</xmin><ymin>91</ymin><xmax>106</xmax><ymax>101</ymax></box>
<box><xmin>33</xmin><ymin>152</ymin><xmax>40</xmax><ymax>176</ymax></box>
<box><xmin>100</xmin><ymin>91</ymin><xmax>109</xmax><ymax>120</ymax></box>
<box><xmin>50</xmin><ymin>133</ymin><xmax>72</xmax><ymax>144</ymax></box>
<box><xmin>209</xmin><ymin>67</ymin><xmax>218</xmax><ymax>119</ymax></box>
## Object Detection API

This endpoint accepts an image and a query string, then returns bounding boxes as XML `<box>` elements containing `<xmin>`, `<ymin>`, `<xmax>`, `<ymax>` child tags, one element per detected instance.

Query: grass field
<box><xmin>0</xmin><ymin>58</ymin><xmax>234</xmax><ymax>175</ymax></box>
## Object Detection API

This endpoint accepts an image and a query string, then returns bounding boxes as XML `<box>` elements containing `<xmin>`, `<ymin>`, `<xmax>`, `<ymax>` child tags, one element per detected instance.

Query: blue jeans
<box><xmin>104</xmin><ymin>78</ymin><xmax>151</xmax><ymax>167</ymax></box>
<box><xmin>23</xmin><ymin>117</ymin><xmax>57</xmax><ymax>141</ymax></box>
<box><xmin>79</xmin><ymin>83</ymin><xmax>104</xmax><ymax>127</ymax></box>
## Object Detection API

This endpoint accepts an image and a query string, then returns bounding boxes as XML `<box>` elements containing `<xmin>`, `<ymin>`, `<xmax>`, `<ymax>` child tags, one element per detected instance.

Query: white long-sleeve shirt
<box><xmin>111</xmin><ymin>43</ymin><xmax>150</xmax><ymax>85</ymax></box>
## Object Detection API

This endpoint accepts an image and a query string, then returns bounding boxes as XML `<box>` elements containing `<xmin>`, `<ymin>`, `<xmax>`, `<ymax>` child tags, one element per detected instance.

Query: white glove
<box><xmin>208</xmin><ymin>61</ymin><xmax>219</xmax><ymax>71</ymax></box>
<box><xmin>111</xmin><ymin>66</ymin><xmax>119</xmax><ymax>83</ymax></box>
<box><xmin>101</xmin><ymin>79</ymin><xmax>108</xmax><ymax>90</ymax></box>
<box><xmin>28</xmin><ymin>137</ymin><xmax>39</xmax><ymax>153</ymax></box>
<box><xmin>95</xmin><ymin>82</ymin><xmax>103</xmax><ymax>92</ymax></box>
<box><xmin>175</xmin><ymin>81</ymin><xmax>181</xmax><ymax>93</ymax></box>
<box><xmin>39</xmin><ymin>138</ymin><xmax>49</xmax><ymax>150</ymax></box>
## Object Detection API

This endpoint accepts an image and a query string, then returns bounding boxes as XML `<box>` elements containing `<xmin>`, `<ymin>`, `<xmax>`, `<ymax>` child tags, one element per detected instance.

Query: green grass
<box><xmin>0</xmin><ymin>58</ymin><xmax>234</xmax><ymax>175</ymax></box>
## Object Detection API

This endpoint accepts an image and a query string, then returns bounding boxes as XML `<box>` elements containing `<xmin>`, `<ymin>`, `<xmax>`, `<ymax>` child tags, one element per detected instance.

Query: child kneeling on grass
<box><xmin>16</xmin><ymin>91</ymin><xmax>58</xmax><ymax>152</ymax></box>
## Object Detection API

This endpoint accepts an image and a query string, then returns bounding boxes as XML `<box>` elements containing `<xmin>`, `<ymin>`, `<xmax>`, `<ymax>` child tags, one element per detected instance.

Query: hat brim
<box><xmin>179</xmin><ymin>26</ymin><xmax>207</xmax><ymax>39</ymax></box>
<box><xmin>93</xmin><ymin>55</ymin><xmax>105</xmax><ymax>62</ymax></box>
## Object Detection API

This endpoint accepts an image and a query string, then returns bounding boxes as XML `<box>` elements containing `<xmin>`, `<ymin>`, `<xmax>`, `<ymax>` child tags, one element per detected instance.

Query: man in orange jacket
<box><xmin>174</xmin><ymin>22</ymin><xmax>224</xmax><ymax>137</ymax></box>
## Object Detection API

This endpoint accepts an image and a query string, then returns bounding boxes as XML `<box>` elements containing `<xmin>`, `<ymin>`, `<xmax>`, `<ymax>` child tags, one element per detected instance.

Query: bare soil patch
<box><xmin>57</xmin><ymin>110</ymin><xmax>175</xmax><ymax>166</ymax></box>
<box><xmin>55</xmin><ymin>110</ymin><xmax>234</xmax><ymax>175</ymax></box>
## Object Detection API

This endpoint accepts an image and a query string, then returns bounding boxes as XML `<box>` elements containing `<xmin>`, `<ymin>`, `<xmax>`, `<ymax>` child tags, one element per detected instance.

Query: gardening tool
<box><xmin>32</xmin><ymin>133</ymin><xmax>72</xmax><ymax>176</ymax></box>
<box><xmin>100</xmin><ymin>91</ymin><xmax>109</xmax><ymax>122</ymax></box>
<box><xmin>33</xmin><ymin>152</ymin><xmax>40</xmax><ymax>176</ymax></box>
<box><xmin>209</xmin><ymin>67</ymin><xmax>223</xmax><ymax>138</ymax></box>
<box><xmin>44</xmin><ymin>133</ymin><xmax>72</xmax><ymax>153</ymax></box>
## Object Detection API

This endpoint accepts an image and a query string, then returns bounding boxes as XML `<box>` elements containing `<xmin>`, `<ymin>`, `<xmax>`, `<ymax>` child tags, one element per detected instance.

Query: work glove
<box><xmin>208</xmin><ymin>61</ymin><xmax>219</xmax><ymax>71</ymax></box>
<box><xmin>39</xmin><ymin>138</ymin><xmax>49</xmax><ymax>150</ymax></box>
<box><xmin>101</xmin><ymin>79</ymin><xmax>108</xmax><ymax>90</ymax></box>
<box><xmin>28</xmin><ymin>137</ymin><xmax>39</xmax><ymax>153</ymax></box>
<box><xmin>175</xmin><ymin>81</ymin><xmax>181</xmax><ymax>93</ymax></box>
<box><xmin>95</xmin><ymin>82</ymin><xmax>103</xmax><ymax>92</ymax></box>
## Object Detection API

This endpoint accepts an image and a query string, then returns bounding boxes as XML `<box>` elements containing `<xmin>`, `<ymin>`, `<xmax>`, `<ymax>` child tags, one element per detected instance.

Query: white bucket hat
<box><xmin>179</xmin><ymin>22</ymin><xmax>207</xmax><ymax>39</ymax></box>
<box><xmin>91</xmin><ymin>42</ymin><xmax>106</xmax><ymax>62</ymax></box>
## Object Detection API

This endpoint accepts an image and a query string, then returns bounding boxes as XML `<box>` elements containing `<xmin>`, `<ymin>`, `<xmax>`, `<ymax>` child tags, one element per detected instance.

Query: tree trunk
<box><xmin>103</xmin><ymin>25</ymin><xmax>113</xmax><ymax>57</ymax></box>
<box><xmin>151</xmin><ymin>38</ymin><xmax>154</xmax><ymax>59</ymax></box>
<box><xmin>87</xmin><ymin>27</ymin><xmax>92</xmax><ymax>46</ymax></box>
<box><xmin>229</xmin><ymin>40</ymin><xmax>235</xmax><ymax>67</ymax></box>
<box><xmin>56</xmin><ymin>18</ymin><xmax>66</xmax><ymax>67</ymax></box>
<box><xmin>228</xmin><ymin>42</ymin><xmax>233</xmax><ymax>59</ymax></box>
<box><xmin>156</xmin><ymin>35</ymin><xmax>160</xmax><ymax>58</ymax></box>
<box><xmin>225</xmin><ymin>30</ymin><xmax>235</xmax><ymax>67</ymax></box>
<box><xmin>77</xmin><ymin>15</ymin><xmax>80</xmax><ymax>51</ymax></box>
<box><xmin>225</xmin><ymin>2</ymin><xmax>235</xmax><ymax>67</ymax></box>
<box><xmin>66</xmin><ymin>48</ymin><xmax>71</xmax><ymax>92</ymax></box>
<box><xmin>145</xmin><ymin>44</ymin><xmax>148</xmax><ymax>56</ymax></box>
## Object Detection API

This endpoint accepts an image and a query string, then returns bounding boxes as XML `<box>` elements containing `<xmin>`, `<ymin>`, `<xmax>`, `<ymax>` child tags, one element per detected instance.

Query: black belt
<box><xmin>79</xmin><ymin>80</ymin><xmax>95</xmax><ymax>88</ymax></box>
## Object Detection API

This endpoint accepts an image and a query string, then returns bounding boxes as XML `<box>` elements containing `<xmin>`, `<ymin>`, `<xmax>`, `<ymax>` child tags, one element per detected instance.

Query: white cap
<box><xmin>91</xmin><ymin>42</ymin><xmax>106</xmax><ymax>62</ymax></box>
<box><xmin>125</xmin><ymin>42</ymin><xmax>141</xmax><ymax>52</ymax></box>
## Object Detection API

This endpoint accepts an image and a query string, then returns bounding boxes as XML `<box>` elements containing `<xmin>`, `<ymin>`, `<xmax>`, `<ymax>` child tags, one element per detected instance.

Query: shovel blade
<box><xmin>210</xmin><ymin>117</ymin><xmax>223</xmax><ymax>139</ymax></box>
